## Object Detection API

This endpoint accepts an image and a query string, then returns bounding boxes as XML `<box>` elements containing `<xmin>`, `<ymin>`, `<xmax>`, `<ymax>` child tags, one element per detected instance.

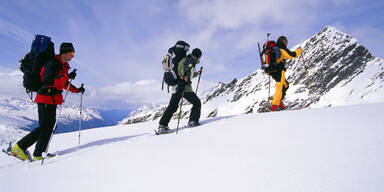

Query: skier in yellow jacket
<box><xmin>271</xmin><ymin>36</ymin><xmax>302</xmax><ymax>111</ymax></box>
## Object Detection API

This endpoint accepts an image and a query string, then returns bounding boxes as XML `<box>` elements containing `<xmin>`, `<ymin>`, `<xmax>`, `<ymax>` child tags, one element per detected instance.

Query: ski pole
<box><xmin>301</xmin><ymin>55</ymin><xmax>316</xmax><ymax>104</ymax></box>
<box><xmin>78</xmin><ymin>86</ymin><xmax>83</xmax><ymax>146</ymax></box>
<box><xmin>176</xmin><ymin>90</ymin><xmax>185</xmax><ymax>134</ymax></box>
<box><xmin>268</xmin><ymin>76</ymin><xmax>271</xmax><ymax>110</ymax></box>
<box><xmin>195</xmin><ymin>67</ymin><xmax>203</xmax><ymax>93</ymax></box>
<box><xmin>42</xmin><ymin>74</ymin><xmax>75</xmax><ymax>165</ymax></box>
<box><xmin>265</xmin><ymin>33</ymin><xmax>271</xmax><ymax>110</ymax></box>
<box><xmin>161</xmin><ymin>76</ymin><xmax>165</xmax><ymax>90</ymax></box>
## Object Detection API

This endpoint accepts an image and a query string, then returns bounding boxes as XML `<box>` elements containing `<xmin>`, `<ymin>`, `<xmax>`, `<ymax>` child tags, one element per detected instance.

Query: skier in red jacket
<box><xmin>11</xmin><ymin>42</ymin><xmax>85</xmax><ymax>161</ymax></box>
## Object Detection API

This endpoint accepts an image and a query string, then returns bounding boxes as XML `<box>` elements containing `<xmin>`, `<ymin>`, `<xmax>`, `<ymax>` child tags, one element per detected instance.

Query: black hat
<box><xmin>192</xmin><ymin>48</ymin><xmax>202</xmax><ymax>58</ymax></box>
<box><xmin>60</xmin><ymin>42</ymin><xmax>75</xmax><ymax>54</ymax></box>
<box><xmin>277</xmin><ymin>36</ymin><xmax>287</xmax><ymax>48</ymax></box>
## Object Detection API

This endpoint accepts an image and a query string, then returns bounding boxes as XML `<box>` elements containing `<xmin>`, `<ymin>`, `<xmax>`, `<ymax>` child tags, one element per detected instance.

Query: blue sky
<box><xmin>0</xmin><ymin>0</ymin><xmax>383</xmax><ymax>109</ymax></box>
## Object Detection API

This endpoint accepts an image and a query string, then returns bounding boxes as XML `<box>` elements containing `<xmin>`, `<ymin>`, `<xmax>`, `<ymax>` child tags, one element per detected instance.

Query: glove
<box><xmin>297</xmin><ymin>47</ymin><xmax>303</xmax><ymax>52</ymax></box>
<box><xmin>198</xmin><ymin>67</ymin><xmax>203</xmax><ymax>75</ymax></box>
<box><xmin>77</xmin><ymin>84</ymin><xmax>85</xmax><ymax>94</ymax></box>
<box><xmin>177</xmin><ymin>80</ymin><xmax>185</xmax><ymax>92</ymax></box>
<box><xmin>68</xmin><ymin>69</ymin><xmax>77</xmax><ymax>80</ymax></box>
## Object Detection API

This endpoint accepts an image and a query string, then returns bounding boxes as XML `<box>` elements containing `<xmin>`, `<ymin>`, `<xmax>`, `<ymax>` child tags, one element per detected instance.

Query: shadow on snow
<box><xmin>56</xmin><ymin>133</ymin><xmax>148</xmax><ymax>156</ymax></box>
<box><xmin>56</xmin><ymin>115</ymin><xmax>235</xmax><ymax>155</ymax></box>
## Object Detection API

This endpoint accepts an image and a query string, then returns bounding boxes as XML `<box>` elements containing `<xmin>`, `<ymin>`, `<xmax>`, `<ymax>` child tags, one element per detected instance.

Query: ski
<box><xmin>154</xmin><ymin>129</ymin><xmax>174</xmax><ymax>135</ymax></box>
<box><xmin>1</xmin><ymin>143</ymin><xmax>58</xmax><ymax>163</ymax></box>
<box><xmin>188</xmin><ymin>123</ymin><xmax>203</xmax><ymax>128</ymax></box>
<box><xmin>154</xmin><ymin>123</ymin><xmax>203</xmax><ymax>135</ymax></box>
<box><xmin>2</xmin><ymin>148</ymin><xmax>32</xmax><ymax>162</ymax></box>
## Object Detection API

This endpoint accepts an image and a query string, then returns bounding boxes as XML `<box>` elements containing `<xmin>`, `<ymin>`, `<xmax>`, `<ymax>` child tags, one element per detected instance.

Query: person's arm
<box><xmin>65</xmin><ymin>81</ymin><xmax>79</xmax><ymax>93</ymax></box>
<box><xmin>281</xmin><ymin>47</ymin><xmax>302</xmax><ymax>60</ymax></box>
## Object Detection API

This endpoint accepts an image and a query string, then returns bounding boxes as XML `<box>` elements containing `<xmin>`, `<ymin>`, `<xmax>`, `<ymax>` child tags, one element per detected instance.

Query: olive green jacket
<box><xmin>172</xmin><ymin>55</ymin><xmax>200</xmax><ymax>93</ymax></box>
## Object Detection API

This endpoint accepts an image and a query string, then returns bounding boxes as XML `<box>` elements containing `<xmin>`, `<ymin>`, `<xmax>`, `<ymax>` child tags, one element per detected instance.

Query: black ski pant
<box><xmin>159</xmin><ymin>91</ymin><xmax>201</xmax><ymax>127</ymax></box>
<box><xmin>17</xmin><ymin>103</ymin><xmax>57</xmax><ymax>157</ymax></box>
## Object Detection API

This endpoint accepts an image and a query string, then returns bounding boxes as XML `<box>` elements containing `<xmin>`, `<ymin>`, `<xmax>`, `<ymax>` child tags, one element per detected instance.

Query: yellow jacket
<box><xmin>276</xmin><ymin>47</ymin><xmax>302</xmax><ymax>64</ymax></box>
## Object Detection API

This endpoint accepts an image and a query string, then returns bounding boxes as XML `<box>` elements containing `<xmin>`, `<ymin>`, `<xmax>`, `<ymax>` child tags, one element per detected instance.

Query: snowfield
<box><xmin>0</xmin><ymin>104</ymin><xmax>383</xmax><ymax>192</ymax></box>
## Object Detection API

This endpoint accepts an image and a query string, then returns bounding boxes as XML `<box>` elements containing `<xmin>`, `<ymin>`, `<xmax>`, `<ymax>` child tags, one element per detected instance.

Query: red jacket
<box><xmin>35</xmin><ymin>55</ymin><xmax>78</xmax><ymax>105</ymax></box>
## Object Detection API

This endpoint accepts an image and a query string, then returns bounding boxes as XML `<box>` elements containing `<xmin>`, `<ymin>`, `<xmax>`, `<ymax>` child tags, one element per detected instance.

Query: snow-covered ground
<box><xmin>1</xmin><ymin>103</ymin><xmax>383</xmax><ymax>192</ymax></box>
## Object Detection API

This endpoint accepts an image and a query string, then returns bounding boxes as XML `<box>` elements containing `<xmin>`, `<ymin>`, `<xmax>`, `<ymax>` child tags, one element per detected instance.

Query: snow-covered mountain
<box><xmin>1</xmin><ymin>104</ymin><xmax>383</xmax><ymax>192</ymax></box>
<box><xmin>123</xmin><ymin>26</ymin><xmax>384</xmax><ymax>124</ymax></box>
<box><xmin>0</xmin><ymin>97</ymin><xmax>103</xmax><ymax>145</ymax></box>
<box><xmin>119</xmin><ymin>103</ymin><xmax>165</xmax><ymax>124</ymax></box>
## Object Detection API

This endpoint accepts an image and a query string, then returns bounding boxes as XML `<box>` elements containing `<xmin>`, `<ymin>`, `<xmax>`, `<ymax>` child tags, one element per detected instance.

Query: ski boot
<box><xmin>11</xmin><ymin>144</ymin><xmax>29</xmax><ymax>161</ymax></box>
<box><xmin>188</xmin><ymin>121</ymin><xmax>201</xmax><ymax>127</ymax></box>
<box><xmin>279</xmin><ymin>100</ymin><xmax>287</xmax><ymax>110</ymax></box>
<box><xmin>33</xmin><ymin>156</ymin><xmax>43</xmax><ymax>161</ymax></box>
<box><xmin>156</xmin><ymin>125</ymin><xmax>173</xmax><ymax>135</ymax></box>
<box><xmin>271</xmin><ymin>105</ymin><xmax>279</xmax><ymax>112</ymax></box>
<box><xmin>33</xmin><ymin>153</ymin><xmax>56</xmax><ymax>161</ymax></box>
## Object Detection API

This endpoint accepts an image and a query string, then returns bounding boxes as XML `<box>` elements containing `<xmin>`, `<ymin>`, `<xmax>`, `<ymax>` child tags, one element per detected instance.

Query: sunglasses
<box><xmin>69</xmin><ymin>52</ymin><xmax>75</xmax><ymax>57</ymax></box>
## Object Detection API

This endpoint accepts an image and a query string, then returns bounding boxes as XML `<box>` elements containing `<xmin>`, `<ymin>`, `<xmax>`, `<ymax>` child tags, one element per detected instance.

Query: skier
<box><xmin>10</xmin><ymin>42</ymin><xmax>85</xmax><ymax>161</ymax></box>
<box><xmin>157</xmin><ymin>48</ymin><xmax>203</xmax><ymax>134</ymax></box>
<box><xmin>270</xmin><ymin>36</ymin><xmax>302</xmax><ymax>111</ymax></box>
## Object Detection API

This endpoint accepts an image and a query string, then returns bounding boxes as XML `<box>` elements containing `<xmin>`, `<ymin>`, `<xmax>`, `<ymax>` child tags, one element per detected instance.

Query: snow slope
<box><xmin>1</xmin><ymin>103</ymin><xmax>383</xmax><ymax>192</ymax></box>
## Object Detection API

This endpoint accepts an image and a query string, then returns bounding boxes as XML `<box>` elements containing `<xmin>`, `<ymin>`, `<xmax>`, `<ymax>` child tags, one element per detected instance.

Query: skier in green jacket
<box><xmin>158</xmin><ymin>48</ymin><xmax>203</xmax><ymax>134</ymax></box>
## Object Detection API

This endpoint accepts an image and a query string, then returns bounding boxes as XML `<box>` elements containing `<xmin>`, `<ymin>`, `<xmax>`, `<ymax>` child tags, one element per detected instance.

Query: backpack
<box><xmin>261</xmin><ymin>40</ymin><xmax>281</xmax><ymax>72</ymax></box>
<box><xmin>162</xmin><ymin>41</ymin><xmax>190</xmax><ymax>91</ymax></box>
<box><xmin>19</xmin><ymin>35</ymin><xmax>55</xmax><ymax>94</ymax></box>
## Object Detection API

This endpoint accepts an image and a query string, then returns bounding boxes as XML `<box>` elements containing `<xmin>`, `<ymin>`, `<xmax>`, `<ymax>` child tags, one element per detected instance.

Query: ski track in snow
<box><xmin>0</xmin><ymin>104</ymin><xmax>383</xmax><ymax>192</ymax></box>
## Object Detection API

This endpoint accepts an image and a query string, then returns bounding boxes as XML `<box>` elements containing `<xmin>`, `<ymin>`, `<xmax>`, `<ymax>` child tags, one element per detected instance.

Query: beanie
<box><xmin>276</xmin><ymin>36</ymin><xmax>287</xmax><ymax>48</ymax></box>
<box><xmin>192</xmin><ymin>48</ymin><xmax>202</xmax><ymax>58</ymax></box>
<box><xmin>60</xmin><ymin>42</ymin><xmax>75</xmax><ymax>54</ymax></box>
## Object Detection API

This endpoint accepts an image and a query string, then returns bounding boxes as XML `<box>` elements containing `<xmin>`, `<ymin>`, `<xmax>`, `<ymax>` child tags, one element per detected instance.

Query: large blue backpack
<box><xmin>20</xmin><ymin>35</ymin><xmax>55</xmax><ymax>94</ymax></box>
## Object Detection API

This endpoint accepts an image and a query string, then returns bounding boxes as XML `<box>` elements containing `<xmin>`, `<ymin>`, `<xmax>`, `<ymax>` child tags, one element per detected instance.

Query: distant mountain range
<box><xmin>0</xmin><ymin>97</ymin><xmax>132</xmax><ymax>146</ymax></box>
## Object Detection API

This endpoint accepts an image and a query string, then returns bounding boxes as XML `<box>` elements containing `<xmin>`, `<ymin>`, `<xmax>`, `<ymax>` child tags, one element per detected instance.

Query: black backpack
<box><xmin>162</xmin><ymin>41</ymin><xmax>190</xmax><ymax>91</ymax></box>
<box><xmin>20</xmin><ymin>35</ymin><xmax>55</xmax><ymax>94</ymax></box>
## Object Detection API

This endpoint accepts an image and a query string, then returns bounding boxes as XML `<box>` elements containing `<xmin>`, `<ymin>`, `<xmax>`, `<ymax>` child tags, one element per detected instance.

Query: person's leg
<box><xmin>159</xmin><ymin>91</ymin><xmax>182</xmax><ymax>127</ymax></box>
<box><xmin>33</xmin><ymin>103</ymin><xmax>57</xmax><ymax>157</ymax></box>
<box><xmin>16</xmin><ymin>103</ymin><xmax>41</xmax><ymax>150</ymax></box>
<box><xmin>271</xmin><ymin>70</ymin><xmax>284</xmax><ymax>106</ymax></box>
<box><xmin>16</xmin><ymin>127</ymin><xmax>40</xmax><ymax>150</ymax></box>
<box><xmin>184</xmin><ymin>92</ymin><xmax>201</xmax><ymax>123</ymax></box>
<box><xmin>282</xmin><ymin>77</ymin><xmax>289</xmax><ymax>99</ymax></box>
